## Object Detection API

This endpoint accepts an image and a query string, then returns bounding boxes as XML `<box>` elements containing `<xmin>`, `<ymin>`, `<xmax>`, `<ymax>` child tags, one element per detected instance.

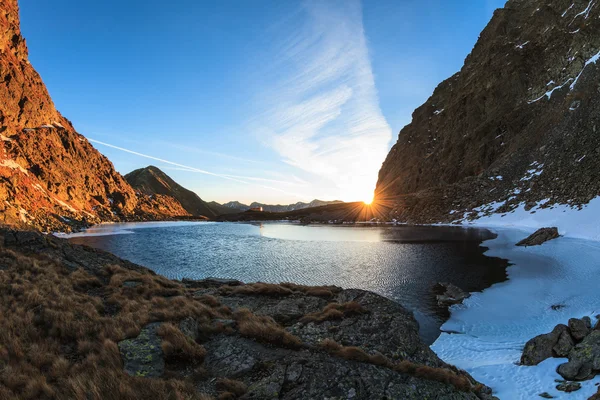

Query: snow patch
<box><xmin>562</xmin><ymin>2</ymin><xmax>575</xmax><ymax>17</ymax></box>
<box><xmin>529</xmin><ymin>50</ymin><xmax>600</xmax><ymax>104</ymax></box>
<box><xmin>433</xmin><ymin>109</ymin><xmax>445</xmax><ymax>115</ymax></box>
<box><xmin>571</xmin><ymin>0</ymin><xmax>595</xmax><ymax>21</ymax></box>
<box><xmin>515</xmin><ymin>41</ymin><xmax>529</xmax><ymax>49</ymax></box>
<box><xmin>0</xmin><ymin>159</ymin><xmax>28</xmax><ymax>174</ymax></box>
<box><xmin>54</xmin><ymin>198</ymin><xmax>77</xmax><ymax>213</ymax></box>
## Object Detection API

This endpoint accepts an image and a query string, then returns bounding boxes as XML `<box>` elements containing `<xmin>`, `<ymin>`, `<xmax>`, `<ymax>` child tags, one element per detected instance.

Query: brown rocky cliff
<box><xmin>375</xmin><ymin>0</ymin><xmax>600</xmax><ymax>223</ymax></box>
<box><xmin>0</xmin><ymin>0</ymin><xmax>188</xmax><ymax>231</ymax></box>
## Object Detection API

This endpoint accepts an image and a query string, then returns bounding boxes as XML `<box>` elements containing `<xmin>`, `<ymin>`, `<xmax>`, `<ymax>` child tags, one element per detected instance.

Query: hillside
<box><xmin>0</xmin><ymin>0</ymin><xmax>189</xmax><ymax>231</ymax></box>
<box><xmin>125</xmin><ymin>166</ymin><xmax>222</xmax><ymax>218</ymax></box>
<box><xmin>375</xmin><ymin>0</ymin><xmax>600</xmax><ymax>223</ymax></box>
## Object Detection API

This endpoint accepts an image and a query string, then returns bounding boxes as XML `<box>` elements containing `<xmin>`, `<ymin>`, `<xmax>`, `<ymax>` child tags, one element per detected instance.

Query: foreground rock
<box><xmin>0</xmin><ymin>227</ymin><xmax>496</xmax><ymax>399</ymax></box>
<box><xmin>118</xmin><ymin>323</ymin><xmax>164</xmax><ymax>377</ymax></box>
<box><xmin>516</xmin><ymin>228</ymin><xmax>560</xmax><ymax>247</ymax></box>
<box><xmin>522</xmin><ymin>316</ymin><xmax>600</xmax><ymax>382</ymax></box>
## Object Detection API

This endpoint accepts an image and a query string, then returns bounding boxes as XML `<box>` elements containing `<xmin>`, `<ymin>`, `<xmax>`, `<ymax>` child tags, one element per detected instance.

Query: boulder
<box><xmin>118</xmin><ymin>323</ymin><xmax>164</xmax><ymax>378</ymax></box>
<box><xmin>568</xmin><ymin>317</ymin><xmax>591</xmax><ymax>341</ymax></box>
<box><xmin>516</xmin><ymin>227</ymin><xmax>559</xmax><ymax>246</ymax></box>
<box><xmin>521</xmin><ymin>324</ymin><xmax>568</xmax><ymax>365</ymax></box>
<box><xmin>553</xmin><ymin>330</ymin><xmax>574</xmax><ymax>357</ymax></box>
<box><xmin>556</xmin><ymin>381</ymin><xmax>581</xmax><ymax>392</ymax></box>
<box><xmin>557</xmin><ymin>330</ymin><xmax>600</xmax><ymax>381</ymax></box>
<box><xmin>432</xmin><ymin>282</ymin><xmax>471</xmax><ymax>307</ymax></box>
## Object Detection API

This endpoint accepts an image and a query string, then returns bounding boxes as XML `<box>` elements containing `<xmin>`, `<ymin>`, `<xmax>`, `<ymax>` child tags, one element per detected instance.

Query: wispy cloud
<box><xmin>249</xmin><ymin>0</ymin><xmax>392</xmax><ymax>202</ymax></box>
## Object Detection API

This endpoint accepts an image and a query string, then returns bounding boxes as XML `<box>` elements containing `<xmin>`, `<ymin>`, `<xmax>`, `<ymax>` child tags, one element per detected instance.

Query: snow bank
<box><xmin>432</xmin><ymin>229</ymin><xmax>600</xmax><ymax>399</ymax></box>
<box><xmin>460</xmin><ymin>196</ymin><xmax>600</xmax><ymax>241</ymax></box>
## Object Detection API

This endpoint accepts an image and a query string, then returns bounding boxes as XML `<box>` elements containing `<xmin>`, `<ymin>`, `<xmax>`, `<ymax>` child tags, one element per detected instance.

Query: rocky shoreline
<box><xmin>0</xmin><ymin>227</ymin><xmax>497</xmax><ymax>399</ymax></box>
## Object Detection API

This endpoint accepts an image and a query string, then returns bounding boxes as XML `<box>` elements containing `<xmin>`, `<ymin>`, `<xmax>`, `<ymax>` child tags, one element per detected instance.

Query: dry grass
<box><xmin>233</xmin><ymin>308</ymin><xmax>304</xmax><ymax>348</ymax></box>
<box><xmin>319</xmin><ymin>339</ymin><xmax>473</xmax><ymax>392</ymax></box>
<box><xmin>158</xmin><ymin>323</ymin><xmax>207</xmax><ymax>362</ymax></box>
<box><xmin>220</xmin><ymin>282</ymin><xmax>341</xmax><ymax>298</ymax></box>
<box><xmin>0</xmin><ymin>247</ymin><xmax>225</xmax><ymax>399</ymax></box>
<box><xmin>215</xmin><ymin>378</ymin><xmax>247</xmax><ymax>399</ymax></box>
<box><xmin>300</xmin><ymin>301</ymin><xmax>368</xmax><ymax>323</ymax></box>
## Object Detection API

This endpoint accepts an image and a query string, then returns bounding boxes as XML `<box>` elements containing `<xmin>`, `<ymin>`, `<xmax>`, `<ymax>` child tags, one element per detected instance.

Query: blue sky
<box><xmin>20</xmin><ymin>0</ymin><xmax>505</xmax><ymax>204</ymax></box>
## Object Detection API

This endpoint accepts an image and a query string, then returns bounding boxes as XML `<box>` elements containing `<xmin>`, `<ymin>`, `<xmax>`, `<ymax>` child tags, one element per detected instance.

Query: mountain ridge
<box><xmin>0</xmin><ymin>0</ymin><xmax>192</xmax><ymax>231</ymax></box>
<box><xmin>375</xmin><ymin>0</ymin><xmax>600</xmax><ymax>223</ymax></box>
<box><xmin>222</xmin><ymin>199</ymin><xmax>344</xmax><ymax>213</ymax></box>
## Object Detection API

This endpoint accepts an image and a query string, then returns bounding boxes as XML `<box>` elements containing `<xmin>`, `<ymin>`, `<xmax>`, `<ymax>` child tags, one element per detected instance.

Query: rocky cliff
<box><xmin>0</xmin><ymin>0</ymin><xmax>189</xmax><ymax>231</ymax></box>
<box><xmin>376</xmin><ymin>0</ymin><xmax>600</xmax><ymax>223</ymax></box>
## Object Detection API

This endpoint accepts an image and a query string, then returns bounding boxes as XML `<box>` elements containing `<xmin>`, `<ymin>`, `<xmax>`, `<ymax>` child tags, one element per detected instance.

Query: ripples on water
<box><xmin>68</xmin><ymin>221</ymin><xmax>508</xmax><ymax>344</ymax></box>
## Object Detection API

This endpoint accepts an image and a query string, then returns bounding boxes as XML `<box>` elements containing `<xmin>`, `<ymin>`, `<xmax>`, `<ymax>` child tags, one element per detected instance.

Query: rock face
<box><xmin>126</xmin><ymin>166</ymin><xmax>218</xmax><ymax>218</ymax></box>
<box><xmin>375</xmin><ymin>0</ymin><xmax>600</xmax><ymax>223</ymax></box>
<box><xmin>516</xmin><ymin>227</ymin><xmax>560</xmax><ymax>246</ymax></box>
<box><xmin>0</xmin><ymin>1</ymin><xmax>197</xmax><ymax>231</ymax></box>
<box><xmin>118</xmin><ymin>323</ymin><xmax>165</xmax><ymax>377</ymax></box>
<box><xmin>0</xmin><ymin>227</ymin><xmax>497</xmax><ymax>399</ymax></box>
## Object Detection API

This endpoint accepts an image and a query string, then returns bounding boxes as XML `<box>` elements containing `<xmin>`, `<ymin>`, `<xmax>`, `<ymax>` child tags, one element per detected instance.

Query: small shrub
<box><xmin>301</xmin><ymin>301</ymin><xmax>368</xmax><ymax>323</ymax></box>
<box><xmin>234</xmin><ymin>308</ymin><xmax>303</xmax><ymax>348</ymax></box>
<box><xmin>157</xmin><ymin>323</ymin><xmax>206</xmax><ymax>362</ymax></box>
<box><xmin>216</xmin><ymin>378</ymin><xmax>247</xmax><ymax>397</ymax></box>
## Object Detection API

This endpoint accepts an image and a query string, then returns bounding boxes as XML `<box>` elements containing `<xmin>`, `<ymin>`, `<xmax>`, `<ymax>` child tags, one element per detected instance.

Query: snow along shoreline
<box><xmin>432</xmin><ymin>198</ymin><xmax>600</xmax><ymax>399</ymax></box>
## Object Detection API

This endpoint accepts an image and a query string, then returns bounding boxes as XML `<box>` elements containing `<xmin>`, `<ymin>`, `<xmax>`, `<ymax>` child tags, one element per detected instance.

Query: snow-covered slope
<box><xmin>432</xmin><ymin>229</ymin><xmax>600</xmax><ymax>399</ymax></box>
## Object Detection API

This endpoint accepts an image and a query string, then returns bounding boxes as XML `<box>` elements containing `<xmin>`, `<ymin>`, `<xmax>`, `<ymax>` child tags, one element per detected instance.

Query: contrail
<box><xmin>87</xmin><ymin>138</ymin><xmax>307</xmax><ymax>199</ymax></box>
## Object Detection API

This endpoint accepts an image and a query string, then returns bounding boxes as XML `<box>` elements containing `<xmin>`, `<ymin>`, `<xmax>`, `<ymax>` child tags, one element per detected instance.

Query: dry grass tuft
<box><xmin>158</xmin><ymin>323</ymin><xmax>207</xmax><ymax>362</ymax></box>
<box><xmin>300</xmin><ymin>301</ymin><xmax>368</xmax><ymax>323</ymax></box>
<box><xmin>234</xmin><ymin>308</ymin><xmax>304</xmax><ymax>348</ymax></box>
<box><xmin>319</xmin><ymin>339</ymin><xmax>473</xmax><ymax>392</ymax></box>
<box><xmin>216</xmin><ymin>378</ymin><xmax>247</xmax><ymax>398</ymax></box>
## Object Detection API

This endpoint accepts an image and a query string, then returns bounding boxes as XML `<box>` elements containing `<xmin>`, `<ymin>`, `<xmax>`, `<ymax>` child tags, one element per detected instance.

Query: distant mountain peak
<box><xmin>222</xmin><ymin>199</ymin><xmax>344</xmax><ymax>213</ymax></box>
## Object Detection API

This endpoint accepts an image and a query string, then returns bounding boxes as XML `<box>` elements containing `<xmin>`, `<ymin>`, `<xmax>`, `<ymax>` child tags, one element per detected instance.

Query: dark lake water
<box><xmin>67</xmin><ymin>221</ymin><xmax>508</xmax><ymax>344</ymax></box>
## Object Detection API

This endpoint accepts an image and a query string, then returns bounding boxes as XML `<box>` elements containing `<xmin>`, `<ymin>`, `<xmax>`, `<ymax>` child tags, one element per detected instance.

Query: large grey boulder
<box><xmin>521</xmin><ymin>324</ymin><xmax>568</xmax><ymax>365</ymax></box>
<box><xmin>553</xmin><ymin>330</ymin><xmax>575</xmax><ymax>357</ymax></box>
<box><xmin>569</xmin><ymin>317</ymin><xmax>591</xmax><ymax>341</ymax></box>
<box><xmin>557</xmin><ymin>330</ymin><xmax>600</xmax><ymax>381</ymax></box>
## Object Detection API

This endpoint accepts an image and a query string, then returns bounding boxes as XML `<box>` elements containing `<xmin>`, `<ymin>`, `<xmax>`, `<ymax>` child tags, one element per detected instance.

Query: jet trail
<box><xmin>87</xmin><ymin>138</ymin><xmax>306</xmax><ymax>198</ymax></box>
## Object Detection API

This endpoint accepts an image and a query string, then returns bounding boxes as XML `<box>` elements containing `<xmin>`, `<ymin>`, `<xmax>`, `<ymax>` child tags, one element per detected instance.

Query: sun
<box><xmin>363</xmin><ymin>195</ymin><xmax>374</xmax><ymax>205</ymax></box>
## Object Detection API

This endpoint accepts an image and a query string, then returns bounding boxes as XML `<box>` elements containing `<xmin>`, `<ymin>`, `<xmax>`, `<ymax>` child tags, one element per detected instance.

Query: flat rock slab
<box><xmin>516</xmin><ymin>227</ymin><xmax>559</xmax><ymax>246</ymax></box>
<box><xmin>118</xmin><ymin>322</ymin><xmax>164</xmax><ymax>378</ymax></box>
